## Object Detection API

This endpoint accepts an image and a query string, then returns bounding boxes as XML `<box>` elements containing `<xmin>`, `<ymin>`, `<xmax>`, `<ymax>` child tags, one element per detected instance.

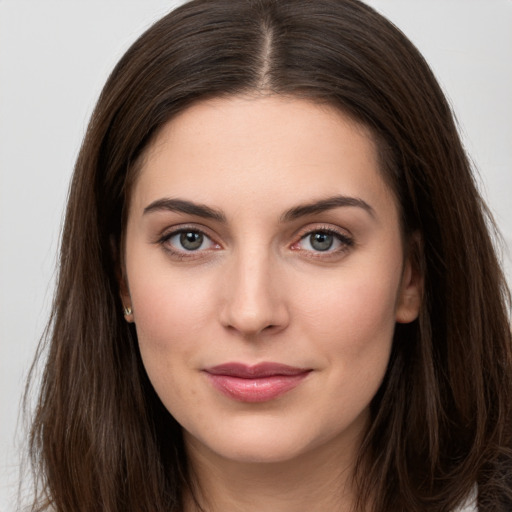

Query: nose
<box><xmin>219</xmin><ymin>249</ymin><xmax>290</xmax><ymax>338</ymax></box>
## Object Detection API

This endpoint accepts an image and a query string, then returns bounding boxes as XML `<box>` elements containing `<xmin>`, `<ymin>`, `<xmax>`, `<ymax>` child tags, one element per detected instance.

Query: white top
<box><xmin>454</xmin><ymin>486</ymin><xmax>478</xmax><ymax>511</ymax></box>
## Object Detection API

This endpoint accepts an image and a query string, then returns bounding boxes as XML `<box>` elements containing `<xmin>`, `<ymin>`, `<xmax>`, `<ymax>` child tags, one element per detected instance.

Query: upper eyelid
<box><xmin>299</xmin><ymin>226</ymin><xmax>348</xmax><ymax>236</ymax></box>
<box><xmin>159</xmin><ymin>223</ymin><xmax>218</xmax><ymax>240</ymax></box>
<box><xmin>293</xmin><ymin>223</ymin><xmax>353</xmax><ymax>240</ymax></box>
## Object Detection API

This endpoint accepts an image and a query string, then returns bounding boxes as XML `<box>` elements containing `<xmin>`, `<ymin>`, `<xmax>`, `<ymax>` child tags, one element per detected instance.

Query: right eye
<box><xmin>160</xmin><ymin>228</ymin><xmax>219</xmax><ymax>255</ymax></box>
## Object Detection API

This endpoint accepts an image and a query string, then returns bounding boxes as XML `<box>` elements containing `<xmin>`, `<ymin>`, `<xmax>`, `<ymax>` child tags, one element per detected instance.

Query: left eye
<box><xmin>166</xmin><ymin>230</ymin><xmax>216</xmax><ymax>252</ymax></box>
<box><xmin>297</xmin><ymin>231</ymin><xmax>352</xmax><ymax>252</ymax></box>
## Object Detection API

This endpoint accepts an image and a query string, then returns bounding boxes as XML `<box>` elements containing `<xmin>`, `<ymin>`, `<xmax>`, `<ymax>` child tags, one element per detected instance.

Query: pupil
<box><xmin>180</xmin><ymin>232</ymin><xmax>203</xmax><ymax>250</ymax></box>
<box><xmin>311</xmin><ymin>232</ymin><xmax>333</xmax><ymax>251</ymax></box>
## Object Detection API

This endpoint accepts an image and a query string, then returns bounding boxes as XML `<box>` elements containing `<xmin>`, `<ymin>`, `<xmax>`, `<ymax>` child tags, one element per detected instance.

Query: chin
<box><xmin>225</xmin><ymin>442</ymin><xmax>306</xmax><ymax>464</ymax></box>
<box><xmin>184</xmin><ymin>415</ymin><xmax>357</xmax><ymax>468</ymax></box>
<box><xmin>184</xmin><ymin>422</ymin><xmax>316</xmax><ymax>465</ymax></box>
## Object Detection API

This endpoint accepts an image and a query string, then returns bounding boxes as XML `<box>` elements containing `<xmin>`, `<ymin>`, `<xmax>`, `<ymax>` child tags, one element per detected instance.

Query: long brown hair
<box><xmin>27</xmin><ymin>1</ymin><xmax>512</xmax><ymax>511</ymax></box>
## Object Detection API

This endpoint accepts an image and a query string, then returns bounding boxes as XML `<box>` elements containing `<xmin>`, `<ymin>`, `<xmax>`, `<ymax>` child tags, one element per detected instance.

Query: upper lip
<box><xmin>204</xmin><ymin>362</ymin><xmax>310</xmax><ymax>378</ymax></box>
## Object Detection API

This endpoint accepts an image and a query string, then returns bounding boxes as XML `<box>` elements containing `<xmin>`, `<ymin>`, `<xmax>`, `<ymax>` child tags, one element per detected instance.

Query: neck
<box><xmin>183</xmin><ymin>431</ymin><xmax>363</xmax><ymax>512</ymax></box>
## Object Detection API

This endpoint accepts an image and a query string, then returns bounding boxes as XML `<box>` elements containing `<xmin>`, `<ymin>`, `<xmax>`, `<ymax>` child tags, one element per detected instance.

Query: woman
<box><xmin>27</xmin><ymin>0</ymin><xmax>512</xmax><ymax>511</ymax></box>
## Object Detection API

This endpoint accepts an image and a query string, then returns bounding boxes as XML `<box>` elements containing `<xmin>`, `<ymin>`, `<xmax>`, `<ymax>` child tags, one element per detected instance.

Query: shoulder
<box><xmin>453</xmin><ymin>486</ymin><xmax>478</xmax><ymax>512</ymax></box>
<box><xmin>454</xmin><ymin>504</ymin><xmax>477</xmax><ymax>512</ymax></box>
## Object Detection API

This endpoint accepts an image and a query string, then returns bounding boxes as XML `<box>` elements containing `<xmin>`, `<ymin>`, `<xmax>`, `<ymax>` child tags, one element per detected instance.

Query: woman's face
<box><xmin>122</xmin><ymin>96</ymin><xmax>421</xmax><ymax>465</ymax></box>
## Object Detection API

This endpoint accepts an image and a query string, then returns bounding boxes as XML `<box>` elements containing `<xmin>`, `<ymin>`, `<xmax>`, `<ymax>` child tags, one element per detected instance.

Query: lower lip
<box><xmin>205</xmin><ymin>373</ymin><xmax>310</xmax><ymax>403</ymax></box>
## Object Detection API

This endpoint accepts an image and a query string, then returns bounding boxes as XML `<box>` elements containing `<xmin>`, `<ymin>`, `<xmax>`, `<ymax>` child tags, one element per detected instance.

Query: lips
<box><xmin>203</xmin><ymin>362</ymin><xmax>311</xmax><ymax>402</ymax></box>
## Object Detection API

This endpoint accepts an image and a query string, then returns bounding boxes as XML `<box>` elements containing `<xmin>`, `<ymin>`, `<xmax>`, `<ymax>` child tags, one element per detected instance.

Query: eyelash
<box><xmin>291</xmin><ymin>226</ymin><xmax>354</xmax><ymax>259</ymax></box>
<box><xmin>157</xmin><ymin>225</ymin><xmax>220</xmax><ymax>260</ymax></box>
<box><xmin>157</xmin><ymin>225</ymin><xmax>354</xmax><ymax>260</ymax></box>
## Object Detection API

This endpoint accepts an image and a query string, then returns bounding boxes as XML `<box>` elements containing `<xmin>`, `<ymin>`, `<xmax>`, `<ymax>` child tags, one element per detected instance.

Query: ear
<box><xmin>119</xmin><ymin>274</ymin><xmax>134</xmax><ymax>323</ymax></box>
<box><xmin>395</xmin><ymin>235</ymin><xmax>423</xmax><ymax>324</ymax></box>
<box><xmin>112</xmin><ymin>235</ymin><xmax>134</xmax><ymax>323</ymax></box>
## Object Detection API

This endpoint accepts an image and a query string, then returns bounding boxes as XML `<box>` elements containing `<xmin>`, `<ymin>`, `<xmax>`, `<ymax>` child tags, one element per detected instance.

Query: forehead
<box><xmin>130</xmin><ymin>95</ymin><xmax>397</xmax><ymax>222</ymax></box>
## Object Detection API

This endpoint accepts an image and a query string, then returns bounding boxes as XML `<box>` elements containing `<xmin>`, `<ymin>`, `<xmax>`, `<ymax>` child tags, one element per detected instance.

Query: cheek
<box><xmin>292</xmin><ymin>262</ymin><xmax>401</xmax><ymax>413</ymax></box>
<box><xmin>296</xmin><ymin>265</ymin><xmax>400</xmax><ymax>349</ymax></box>
<box><xmin>126</xmin><ymin>257</ymin><xmax>219</xmax><ymax>390</ymax></box>
<box><xmin>298</xmin><ymin>269</ymin><xmax>399</xmax><ymax>412</ymax></box>
<box><xmin>128</xmin><ymin>271</ymin><xmax>214</xmax><ymax>418</ymax></box>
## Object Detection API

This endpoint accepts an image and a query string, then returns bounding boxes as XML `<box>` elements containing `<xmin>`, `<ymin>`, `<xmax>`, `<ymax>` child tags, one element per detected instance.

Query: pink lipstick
<box><xmin>204</xmin><ymin>362</ymin><xmax>311</xmax><ymax>402</ymax></box>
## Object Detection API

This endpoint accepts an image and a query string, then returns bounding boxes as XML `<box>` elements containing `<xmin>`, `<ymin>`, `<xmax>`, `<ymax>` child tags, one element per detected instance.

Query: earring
<box><xmin>123</xmin><ymin>306</ymin><xmax>132</xmax><ymax>317</ymax></box>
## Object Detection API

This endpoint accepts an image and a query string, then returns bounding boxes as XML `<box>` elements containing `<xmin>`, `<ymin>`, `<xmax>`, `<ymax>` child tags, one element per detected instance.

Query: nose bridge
<box><xmin>220</xmin><ymin>242</ymin><xmax>288</xmax><ymax>336</ymax></box>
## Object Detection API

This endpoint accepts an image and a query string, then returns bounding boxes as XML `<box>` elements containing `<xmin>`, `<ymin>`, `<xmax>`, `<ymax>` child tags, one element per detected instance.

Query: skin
<box><xmin>121</xmin><ymin>95</ymin><xmax>422</xmax><ymax>512</ymax></box>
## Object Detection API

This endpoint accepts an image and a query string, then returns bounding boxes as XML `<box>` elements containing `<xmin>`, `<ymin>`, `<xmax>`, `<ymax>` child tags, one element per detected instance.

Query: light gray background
<box><xmin>1</xmin><ymin>1</ymin><xmax>511</xmax><ymax>510</ymax></box>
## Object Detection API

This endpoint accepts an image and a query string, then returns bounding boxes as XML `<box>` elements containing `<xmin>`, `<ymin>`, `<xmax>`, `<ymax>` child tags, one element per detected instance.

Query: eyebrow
<box><xmin>143</xmin><ymin>195</ymin><xmax>375</xmax><ymax>222</ymax></box>
<box><xmin>280</xmin><ymin>195</ymin><xmax>375</xmax><ymax>222</ymax></box>
<box><xmin>143</xmin><ymin>198</ymin><xmax>226</xmax><ymax>222</ymax></box>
